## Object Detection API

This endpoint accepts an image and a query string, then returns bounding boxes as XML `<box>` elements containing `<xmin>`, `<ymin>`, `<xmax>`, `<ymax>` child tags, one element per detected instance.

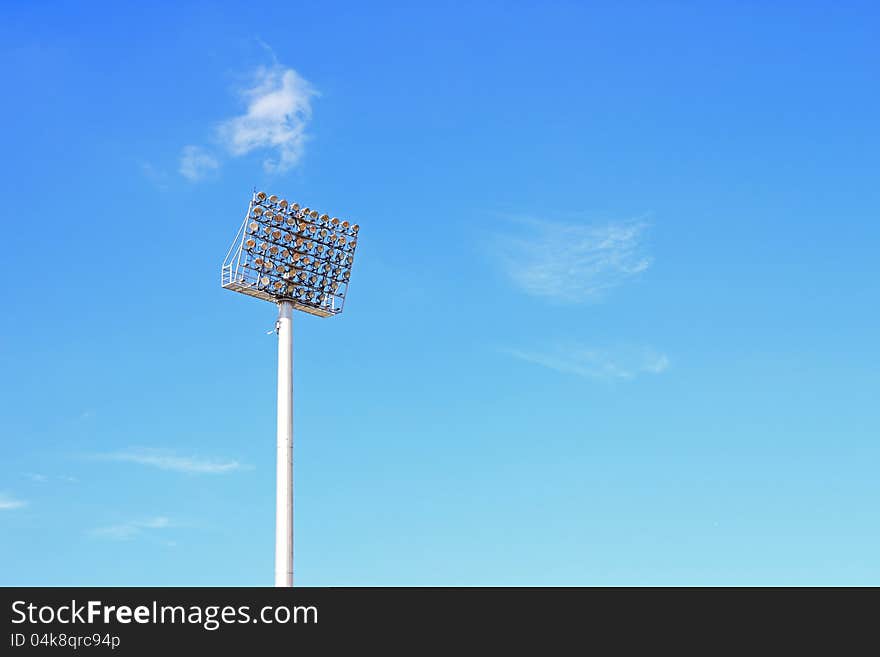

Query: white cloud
<box><xmin>0</xmin><ymin>493</ymin><xmax>27</xmax><ymax>510</ymax></box>
<box><xmin>495</xmin><ymin>217</ymin><xmax>652</xmax><ymax>303</ymax></box>
<box><xmin>98</xmin><ymin>448</ymin><xmax>244</xmax><ymax>474</ymax></box>
<box><xmin>217</xmin><ymin>65</ymin><xmax>317</xmax><ymax>173</ymax></box>
<box><xmin>91</xmin><ymin>516</ymin><xmax>171</xmax><ymax>541</ymax></box>
<box><xmin>506</xmin><ymin>343</ymin><xmax>669</xmax><ymax>381</ymax></box>
<box><xmin>178</xmin><ymin>145</ymin><xmax>219</xmax><ymax>181</ymax></box>
<box><xmin>25</xmin><ymin>473</ymin><xmax>78</xmax><ymax>484</ymax></box>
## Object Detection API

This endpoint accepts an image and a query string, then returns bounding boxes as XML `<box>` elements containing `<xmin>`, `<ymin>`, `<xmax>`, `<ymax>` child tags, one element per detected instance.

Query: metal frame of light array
<box><xmin>221</xmin><ymin>191</ymin><xmax>359</xmax><ymax>317</ymax></box>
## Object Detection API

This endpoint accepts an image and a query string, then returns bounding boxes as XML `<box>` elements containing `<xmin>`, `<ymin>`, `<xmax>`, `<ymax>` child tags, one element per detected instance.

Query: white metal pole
<box><xmin>275</xmin><ymin>301</ymin><xmax>294</xmax><ymax>587</ymax></box>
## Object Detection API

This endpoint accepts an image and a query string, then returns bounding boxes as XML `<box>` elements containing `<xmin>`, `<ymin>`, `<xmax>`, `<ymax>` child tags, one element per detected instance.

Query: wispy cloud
<box><xmin>494</xmin><ymin>217</ymin><xmax>652</xmax><ymax>303</ymax></box>
<box><xmin>97</xmin><ymin>448</ymin><xmax>244</xmax><ymax>474</ymax></box>
<box><xmin>25</xmin><ymin>473</ymin><xmax>78</xmax><ymax>484</ymax></box>
<box><xmin>217</xmin><ymin>64</ymin><xmax>317</xmax><ymax>173</ymax></box>
<box><xmin>178</xmin><ymin>145</ymin><xmax>219</xmax><ymax>181</ymax></box>
<box><xmin>506</xmin><ymin>342</ymin><xmax>669</xmax><ymax>381</ymax></box>
<box><xmin>179</xmin><ymin>61</ymin><xmax>317</xmax><ymax>181</ymax></box>
<box><xmin>91</xmin><ymin>516</ymin><xmax>172</xmax><ymax>541</ymax></box>
<box><xmin>0</xmin><ymin>493</ymin><xmax>27</xmax><ymax>510</ymax></box>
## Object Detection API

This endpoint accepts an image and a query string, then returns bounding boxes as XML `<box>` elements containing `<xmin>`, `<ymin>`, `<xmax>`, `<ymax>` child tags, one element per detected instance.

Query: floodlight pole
<box><xmin>275</xmin><ymin>300</ymin><xmax>294</xmax><ymax>587</ymax></box>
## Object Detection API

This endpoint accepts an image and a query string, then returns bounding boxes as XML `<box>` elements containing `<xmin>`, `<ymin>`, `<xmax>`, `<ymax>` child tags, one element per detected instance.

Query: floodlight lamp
<box><xmin>227</xmin><ymin>187</ymin><xmax>364</xmax><ymax>587</ymax></box>
<box><xmin>222</xmin><ymin>190</ymin><xmax>361</xmax><ymax>317</ymax></box>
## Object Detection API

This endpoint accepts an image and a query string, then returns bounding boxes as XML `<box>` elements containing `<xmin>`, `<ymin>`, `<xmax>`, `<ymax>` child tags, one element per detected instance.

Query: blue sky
<box><xmin>1</xmin><ymin>1</ymin><xmax>878</xmax><ymax>585</ymax></box>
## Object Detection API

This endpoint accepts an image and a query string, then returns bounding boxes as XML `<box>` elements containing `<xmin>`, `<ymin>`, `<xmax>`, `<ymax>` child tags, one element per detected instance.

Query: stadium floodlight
<box><xmin>221</xmin><ymin>190</ymin><xmax>361</xmax><ymax>587</ymax></box>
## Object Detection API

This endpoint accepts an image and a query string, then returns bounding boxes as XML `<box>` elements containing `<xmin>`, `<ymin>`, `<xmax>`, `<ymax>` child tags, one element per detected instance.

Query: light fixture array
<box><xmin>221</xmin><ymin>191</ymin><xmax>360</xmax><ymax>317</ymax></box>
